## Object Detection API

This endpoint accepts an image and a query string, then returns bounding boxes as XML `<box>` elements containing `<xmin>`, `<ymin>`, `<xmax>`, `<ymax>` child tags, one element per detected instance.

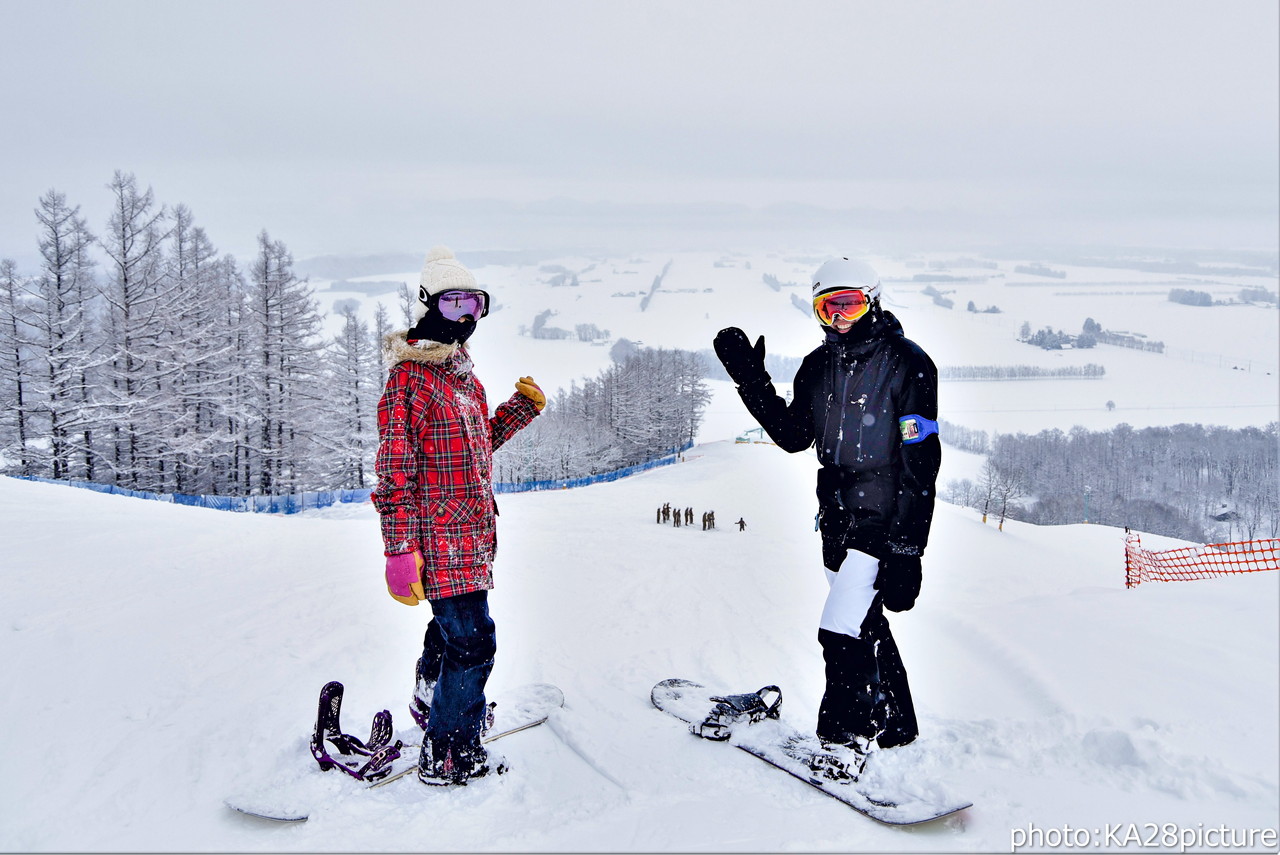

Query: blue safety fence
<box><xmin>494</xmin><ymin>441</ymin><xmax>693</xmax><ymax>494</ymax></box>
<box><xmin>9</xmin><ymin>441</ymin><xmax>693</xmax><ymax>514</ymax></box>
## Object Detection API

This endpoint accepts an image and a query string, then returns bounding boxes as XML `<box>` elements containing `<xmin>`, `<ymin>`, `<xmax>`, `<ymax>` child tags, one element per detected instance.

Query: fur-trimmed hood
<box><xmin>382</xmin><ymin>330</ymin><xmax>468</xmax><ymax>369</ymax></box>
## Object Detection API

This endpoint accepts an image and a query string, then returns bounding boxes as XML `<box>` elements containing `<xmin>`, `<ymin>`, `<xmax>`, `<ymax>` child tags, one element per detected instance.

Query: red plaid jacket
<box><xmin>372</xmin><ymin>334</ymin><xmax>540</xmax><ymax>600</ymax></box>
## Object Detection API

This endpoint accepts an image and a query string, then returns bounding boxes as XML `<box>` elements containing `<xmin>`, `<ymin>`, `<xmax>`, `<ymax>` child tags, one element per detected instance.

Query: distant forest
<box><xmin>942</xmin><ymin>421</ymin><xmax>1279</xmax><ymax>542</ymax></box>
<box><xmin>940</xmin><ymin>364</ymin><xmax>1105</xmax><ymax>380</ymax></box>
<box><xmin>493</xmin><ymin>344</ymin><xmax>709</xmax><ymax>483</ymax></box>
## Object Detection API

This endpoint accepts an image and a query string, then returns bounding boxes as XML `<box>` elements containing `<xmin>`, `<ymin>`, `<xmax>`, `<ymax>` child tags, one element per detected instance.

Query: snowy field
<box><xmin>2</xmin><ymin>440</ymin><xmax>1277</xmax><ymax>852</ymax></box>
<box><xmin>317</xmin><ymin>250</ymin><xmax>1279</xmax><ymax>437</ymax></box>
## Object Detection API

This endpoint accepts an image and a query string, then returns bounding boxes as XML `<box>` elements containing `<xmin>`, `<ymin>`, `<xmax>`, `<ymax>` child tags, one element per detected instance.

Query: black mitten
<box><xmin>713</xmin><ymin>327</ymin><xmax>767</xmax><ymax>386</ymax></box>
<box><xmin>875</xmin><ymin>553</ymin><xmax>922</xmax><ymax>613</ymax></box>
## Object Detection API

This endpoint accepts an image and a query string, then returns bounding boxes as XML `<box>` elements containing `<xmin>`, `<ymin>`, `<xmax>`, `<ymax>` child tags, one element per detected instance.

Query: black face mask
<box><xmin>823</xmin><ymin>303</ymin><xmax>881</xmax><ymax>345</ymax></box>
<box><xmin>407</xmin><ymin>310</ymin><xmax>476</xmax><ymax>345</ymax></box>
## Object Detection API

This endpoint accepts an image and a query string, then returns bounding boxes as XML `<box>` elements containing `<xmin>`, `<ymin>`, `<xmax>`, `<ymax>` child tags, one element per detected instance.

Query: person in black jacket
<box><xmin>713</xmin><ymin>257</ymin><xmax>940</xmax><ymax>770</ymax></box>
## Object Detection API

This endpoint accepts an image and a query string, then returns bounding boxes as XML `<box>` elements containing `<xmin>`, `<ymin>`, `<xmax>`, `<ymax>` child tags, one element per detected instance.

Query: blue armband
<box><xmin>899</xmin><ymin>414</ymin><xmax>939</xmax><ymax>445</ymax></box>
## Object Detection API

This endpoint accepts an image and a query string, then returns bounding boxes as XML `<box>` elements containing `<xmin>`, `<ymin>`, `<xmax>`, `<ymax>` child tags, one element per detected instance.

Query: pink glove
<box><xmin>385</xmin><ymin>552</ymin><xmax>426</xmax><ymax>606</ymax></box>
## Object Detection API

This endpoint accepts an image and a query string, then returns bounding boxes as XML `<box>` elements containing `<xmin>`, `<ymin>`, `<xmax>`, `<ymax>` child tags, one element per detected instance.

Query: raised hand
<box><xmin>713</xmin><ymin>327</ymin><xmax>768</xmax><ymax>386</ymax></box>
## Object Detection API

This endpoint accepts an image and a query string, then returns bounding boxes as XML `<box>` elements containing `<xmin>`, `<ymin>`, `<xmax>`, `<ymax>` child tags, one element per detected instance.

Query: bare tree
<box><xmin>978</xmin><ymin>457</ymin><xmax>1000</xmax><ymax>524</ymax></box>
<box><xmin>995</xmin><ymin>463</ymin><xmax>1026</xmax><ymax>531</ymax></box>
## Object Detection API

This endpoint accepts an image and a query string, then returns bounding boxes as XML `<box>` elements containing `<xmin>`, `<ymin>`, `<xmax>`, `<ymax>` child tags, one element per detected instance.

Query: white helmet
<box><xmin>811</xmin><ymin>257</ymin><xmax>881</xmax><ymax>301</ymax></box>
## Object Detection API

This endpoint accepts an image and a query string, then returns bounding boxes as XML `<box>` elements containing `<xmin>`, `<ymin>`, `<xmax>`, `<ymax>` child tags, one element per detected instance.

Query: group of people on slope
<box><xmin>656</xmin><ymin>504</ymin><xmax>719</xmax><ymax>530</ymax></box>
<box><xmin>371</xmin><ymin>248</ymin><xmax>939</xmax><ymax>786</ymax></box>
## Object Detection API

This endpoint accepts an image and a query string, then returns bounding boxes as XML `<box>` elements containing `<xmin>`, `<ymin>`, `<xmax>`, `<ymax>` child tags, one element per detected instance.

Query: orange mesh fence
<box><xmin>1124</xmin><ymin>533</ymin><xmax>1279</xmax><ymax>588</ymax></box>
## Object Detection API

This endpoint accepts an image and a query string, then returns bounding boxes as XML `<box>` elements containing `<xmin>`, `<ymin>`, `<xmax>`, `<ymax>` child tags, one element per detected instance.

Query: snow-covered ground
<box><xmin>2</xmin><ymin>440</ymin><xmax>1276</xmax><ymax>852</ymax></box>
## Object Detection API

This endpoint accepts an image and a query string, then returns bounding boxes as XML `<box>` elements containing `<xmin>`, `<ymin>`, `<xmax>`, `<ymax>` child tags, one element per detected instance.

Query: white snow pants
<box><xmin>820</xmin><ymin>549</ymin><xmax>881</xmax><ymax>639</ymax></box>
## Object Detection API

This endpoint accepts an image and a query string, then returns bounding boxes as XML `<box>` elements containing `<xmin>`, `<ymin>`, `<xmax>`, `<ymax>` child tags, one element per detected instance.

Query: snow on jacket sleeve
<box><xmin>372</xmin><ymin>366</ymin><xmax>421</xmax><ymax>556</ymax></box>
<box><xmin>734</xmin><ymin>353</ymin><xmax>819</xmax><ymax>453</ymax></box>
<box><xmin>488</xmin><ymin>391</ymin><xmax>541</xmax><ymax>451</ymax></box>
<box><xmin>887</xmin><ymin>341</ymin><xmax>941</xmax><ymax>556</ymax></box>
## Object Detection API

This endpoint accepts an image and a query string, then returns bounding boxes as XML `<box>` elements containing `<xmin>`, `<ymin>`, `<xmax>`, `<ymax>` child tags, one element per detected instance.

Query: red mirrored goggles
<box><xmin>813</xmin><ymin>288</ymin><xmax>871</xmax><ymax>325</ymax></box>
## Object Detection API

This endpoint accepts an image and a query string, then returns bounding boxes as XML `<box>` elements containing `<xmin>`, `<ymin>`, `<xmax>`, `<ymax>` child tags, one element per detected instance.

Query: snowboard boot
<box><xmin>809</xmin><ymin>735</ymin><xmax>873</xmax><ymax>784</ymax></box>
<box><xmin>409</xmin><ymin>674</ymin><xmax>436</xmax><ymax>730</ymax></box>
<box><xmin>416</xmin><ymin>737</ymin><xmax>507</xmax><ymax>786</ymax></box>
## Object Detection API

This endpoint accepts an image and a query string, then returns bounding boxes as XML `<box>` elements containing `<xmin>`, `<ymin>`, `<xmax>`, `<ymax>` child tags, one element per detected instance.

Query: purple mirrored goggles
<box><xmin>423</xmin><ymin>288</ymin><xmax>490</xmax><ymax>321</ymax></box>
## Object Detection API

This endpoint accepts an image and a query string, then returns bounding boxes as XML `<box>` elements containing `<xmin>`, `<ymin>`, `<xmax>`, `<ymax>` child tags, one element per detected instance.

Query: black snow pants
<box><xmin>816</xmin><ymin>603</ymin><xmax>918</xmax><ymax>748</ymax></box>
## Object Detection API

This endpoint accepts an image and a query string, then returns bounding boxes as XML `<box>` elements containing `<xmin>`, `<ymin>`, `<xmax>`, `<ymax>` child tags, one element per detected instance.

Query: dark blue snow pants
<box><xmin>416</xmin><ymin>590</ymin><xmax>496</xmax><ymax>754</ymax></box>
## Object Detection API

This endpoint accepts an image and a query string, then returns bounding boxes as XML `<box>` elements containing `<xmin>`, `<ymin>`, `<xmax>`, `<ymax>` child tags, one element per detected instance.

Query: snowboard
<box><xmin>651</xmin><ymin>678</ymin><xmax>970</xmax><ymax>826</ymax></box>
<box><xmin>226</xmin><ymin>682</ymin><xmax>564</xmax><ymax>822</ymax></box>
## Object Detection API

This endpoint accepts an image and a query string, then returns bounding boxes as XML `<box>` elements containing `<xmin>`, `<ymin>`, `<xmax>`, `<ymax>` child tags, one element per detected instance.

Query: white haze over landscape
<box><xmin>0</xmin><ymin>1</ymin><xmax>1277</xmax><ymax>260</ymax></box>
<box><xmin>1</xmin><ymin>1</ymin><xmax>1278</xmax><ymax>852</ymax></box>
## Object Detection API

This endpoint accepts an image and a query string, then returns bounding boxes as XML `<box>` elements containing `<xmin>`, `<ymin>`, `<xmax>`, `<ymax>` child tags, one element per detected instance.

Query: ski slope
<box><xmin>1</xmin><ymin>440</ymin><xmax>1276</xmax><ymax>851</ymax></box>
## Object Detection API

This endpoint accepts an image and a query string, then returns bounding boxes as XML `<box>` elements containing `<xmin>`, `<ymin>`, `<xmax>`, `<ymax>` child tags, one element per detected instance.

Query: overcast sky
<box><xmin>1</xmin><ymin>0</ymin><xmax>1276</xmax><ymax>264</ymax></box>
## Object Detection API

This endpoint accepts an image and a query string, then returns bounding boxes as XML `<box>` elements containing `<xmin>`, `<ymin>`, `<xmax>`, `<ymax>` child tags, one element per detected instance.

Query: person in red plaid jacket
<box><xmin>372</xmin><ymin>246</ymin><xmax>545</xmax><ymax>786</ymax></box>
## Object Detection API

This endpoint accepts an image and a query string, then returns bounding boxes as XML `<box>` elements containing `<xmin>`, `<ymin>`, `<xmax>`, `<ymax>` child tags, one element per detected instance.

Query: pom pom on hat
<box><xmin>413</xmin><ymin>245</ymin><xmax>479</xmax><ymax>322</ymax></box>
<box><xmin>419</xmin><ymin>245</ymin><xmax>477</xmax><ymax>295</ymax></box>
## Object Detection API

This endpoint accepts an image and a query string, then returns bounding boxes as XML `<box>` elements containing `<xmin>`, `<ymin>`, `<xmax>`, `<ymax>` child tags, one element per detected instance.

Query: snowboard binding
<box><xmin>691</xmin><ymin>685</ymin><xmax>782</xmax><ymax>740</ymax></box>
<box><xmin>310</xmin><ymin>681</ymin><xmax>404</xmax><ymax>781</ymax></box>
<box><xmin>804</xmin><ymin>735</ymin><xmax>872</xmax><ymax>785</ymax></box>
<box><xmin>808</xmin><ymin>748</ymin><xmax>865</xmax><ymax>784</ymax></box>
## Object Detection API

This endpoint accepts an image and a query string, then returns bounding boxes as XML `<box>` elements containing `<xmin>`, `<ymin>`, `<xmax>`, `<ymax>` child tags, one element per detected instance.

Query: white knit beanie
<box><xmin>412</xmin><ymin>246</ymin><xmax>478</xmax><ymax>323</ymax></box>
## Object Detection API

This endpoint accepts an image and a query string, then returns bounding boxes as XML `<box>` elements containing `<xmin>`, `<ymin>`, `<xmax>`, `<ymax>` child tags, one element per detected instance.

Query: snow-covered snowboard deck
<box><xmin>651</xmin><ymin>678</ymin><xmax>970</xmax><ymax>826</ymax></box>
<box><xmin>226</xmin><ymin>682</ymin><xmax>564</xmax><ymax>823</ymax></box>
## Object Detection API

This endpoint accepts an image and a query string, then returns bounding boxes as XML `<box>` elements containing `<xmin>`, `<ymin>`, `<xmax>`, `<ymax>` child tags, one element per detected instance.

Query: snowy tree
<box><xmin>398</xmin><ymin>282</ymin><xmax>415</xmax><ymax>327</ymax></box>
<box><xmin>28</xmin><ymin>190</ymin><xmax>101</xmax><ymax>481</ymax></box>
<box><xmin>159</xmin><ymin>205</ymin><xmax>240</xmax><ymax>493</ymax></box>
<box><xmin>0</xmin><ymin>259</ymin><xmax>35</xmax><ymax>475</ymax></box>
<box><xmin>372</xmin><ymin>301</ymin><xmax>392</xmax><ymax>350</ymax></box>
<box><xmin>242</xmin><ymin>230</ymin><xmax>327</xmax><ymax>494</ymax></box>
<box><xmin>318</xmin><ymin>305</ymin><xmax>381</xmax><ymax>488</ymax></box>
<box><xmin>214</xmin><ymin>254</ymin><xmax>254</xmax><ymax>494</ymax></box>
<box><xmin>97</xmin><ymin>171</ymin><xmax>173</xmax><ymax>489</ymax></box>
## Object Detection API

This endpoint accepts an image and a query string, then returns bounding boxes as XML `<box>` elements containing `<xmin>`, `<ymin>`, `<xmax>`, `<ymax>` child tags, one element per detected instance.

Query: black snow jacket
<box><xmin>733</xmin><ymin>310</ymin><xmax>940</xmax><ymax>566</ymax></box>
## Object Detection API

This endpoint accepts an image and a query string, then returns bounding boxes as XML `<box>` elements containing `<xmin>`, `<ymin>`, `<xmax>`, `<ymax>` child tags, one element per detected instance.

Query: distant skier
<box><xmin>714</xmin><ymin>258</ymin><xmax>940</xmax><ymax>771</ymax></box>
<box><xmin>372</xmin><ymin>246</ymin><xmax>546</xmax><ymax>786</ymax></box>
<box><xmin>736</xmin><ymin>517</ymin><xmax>746</xmax><ymax>531</ymax></box>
